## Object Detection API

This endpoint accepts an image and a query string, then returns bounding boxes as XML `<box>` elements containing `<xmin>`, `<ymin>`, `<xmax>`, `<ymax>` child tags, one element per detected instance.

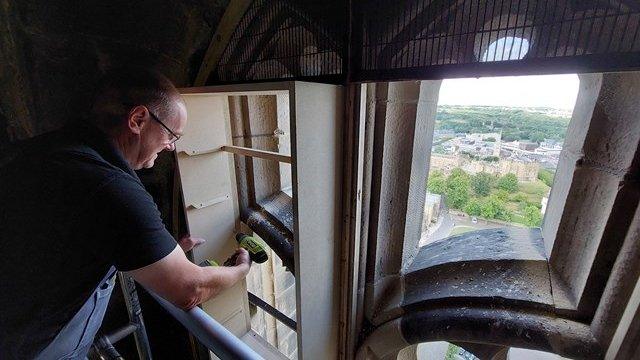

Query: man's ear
<box><xmin>127</xmin><ymin>105</ymin><xmax>148</xmax><ymax>135</ymax></box>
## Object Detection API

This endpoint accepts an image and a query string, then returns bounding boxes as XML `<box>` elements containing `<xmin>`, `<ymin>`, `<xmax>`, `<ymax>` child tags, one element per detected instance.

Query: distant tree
<box><xmin>497</xmin><ymin>208</ymin><xmax>514</xmax><ymax>222</ymax></box>
<box><xmin>512</xmin><ymin>192</ymin><xmax>528</xmax><ymax>203</ymax></box>
<box><xmin>483</xmin><ymin>156</ymin><xmax>499</xmax><ymax>162</ymax></box>
<box><xmin>461</xmin><ymin>151</ymin><xmax>480</xmax><ymax>160</ymax></box>
<box><xmin>494</xmin><ymin>189</ymin><xmax>510</xmax><ymax>201</ymax></box>
<box><xmin>471</xmin><ymin>172</ymin><xmax>494</xmax><ymax>196</ymax></box>
<box><xmin>436</xmin><ymin>106</ymin><xmax>570</xmax><ymax>143</ymax></box>
<box><xmin>427</xmin><ymin>171</ymin><xmax>446</xmax><ymax>194</ymax></box>
<box><xmin>497</xmin><ymin>173</ymin><xmax>519</xmax><ymax>193</ymax></box>
<box><xmin>524</xmin><ymin>205</ymin><xmax>543</xmax><ymax>227</ymax></box>
<box><xmin>468</xmin><ymin>194</ymin><xmax>513</xmax><ymax>221</ymax></box>
<box><xmin>485</xmin><ymin>137</ymin><xmax>496</xmax><ymax>142</ymax></box>
<box><xmin>530</xmin><ymin>131</ymin><xmax>545</xmax><ymax>144</ymax></box>
<box><xmin>478</xmin><ymin>196</ymin><xmax>500</xmax><ymax>219</ymax></box>
<box><xmin>464</xmin><ymin>198</ymin><xmax>482</xmax><ymax>216</ymax></box>
<box><xmin>445</xmin><ymin>168</ymin><xmax>470</xmax><ymax>209</ymax></box>
<box><xmin>537</xmin><ymin>169</ymin><xmax>555</xmax><ymax>187</ymax></box>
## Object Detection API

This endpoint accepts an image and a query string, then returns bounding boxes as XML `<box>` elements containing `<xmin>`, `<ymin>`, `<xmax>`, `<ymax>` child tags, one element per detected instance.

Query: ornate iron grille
<box><xmin>212</xmin><ymin>0</ymin><xmax>346</xmax><ymax>83</ymax></box>
<box><xmin>355</xmin><ymin>0</ymin><xmax>640</xmax><ymax>80</ymax></box>
<box><xmin>212</xmin><ymin>0</ymin><xmax>640</xmax><ymax>84</ymax></box>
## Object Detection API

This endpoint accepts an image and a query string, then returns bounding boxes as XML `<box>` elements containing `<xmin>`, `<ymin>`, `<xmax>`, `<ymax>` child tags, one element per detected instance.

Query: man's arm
<box><xmin>128</xmin><ymin>246</ymin><xmax>251</xmax><ymax>310</ymax></box>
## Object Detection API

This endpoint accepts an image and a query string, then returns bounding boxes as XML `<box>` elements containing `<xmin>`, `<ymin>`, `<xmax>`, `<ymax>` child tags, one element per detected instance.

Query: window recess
<box><xmin>354</xmin><ymin>73</ymin><xmax>640</xmax><ymax>360</ymax></box>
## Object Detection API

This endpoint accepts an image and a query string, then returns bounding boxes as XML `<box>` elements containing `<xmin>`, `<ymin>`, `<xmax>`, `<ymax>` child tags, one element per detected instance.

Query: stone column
<box><xmin>543</xmin><ymin>72</ymin><xmax>640</xmax><ymax>317</ymax></box>
<box><xmin>364</xmin><ymin>80</ymin><xmax>441</xmax><ymax>321</ymax></box>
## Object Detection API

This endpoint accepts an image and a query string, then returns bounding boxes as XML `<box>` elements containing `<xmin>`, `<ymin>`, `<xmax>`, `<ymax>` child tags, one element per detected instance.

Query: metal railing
<box><xmin>146</xmin><ymin>289</ymin><xmax>264</xmax><ymax>360</ymax></box>
<box><xmin>93</xmin><ymin>273</ymin><xmax>264</xmax><ymax>360</ymax></box>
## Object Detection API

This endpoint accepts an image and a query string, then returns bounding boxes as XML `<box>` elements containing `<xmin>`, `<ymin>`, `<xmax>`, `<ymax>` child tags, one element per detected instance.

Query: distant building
<box><xmin>431</xmin><ymin>154</ymin><xmax>539</xmax><ymax>181</ymax></box>
<box><xmin>422</xmin><ymin>193</ymin><xmax>443</xmax><ymax>234</ymax></box>
<box><xmin>519</xmin><ymin>141</ymin><xmax>538</xmax><ymax>151</ymax></box>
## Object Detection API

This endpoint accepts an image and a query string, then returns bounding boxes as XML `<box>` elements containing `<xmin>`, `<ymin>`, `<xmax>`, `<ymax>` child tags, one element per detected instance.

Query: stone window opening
<box><xmin>353</xmin><ymin>72</ymin><xmax>640</xmax><ymax>359</ymax></box>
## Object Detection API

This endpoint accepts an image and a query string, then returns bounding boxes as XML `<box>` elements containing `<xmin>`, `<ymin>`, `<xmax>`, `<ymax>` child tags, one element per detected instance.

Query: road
<box><xmin>419</xmin><ymin>211</ymin><xmax>503</xmax><ymax>246</ymax></box>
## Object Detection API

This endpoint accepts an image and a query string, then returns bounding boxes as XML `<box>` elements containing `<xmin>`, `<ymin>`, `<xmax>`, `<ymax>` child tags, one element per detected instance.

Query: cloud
<box><xmin>438</xmin><ymin>74</ymin><xmax>579</xmax><ymax>110</ymax></box>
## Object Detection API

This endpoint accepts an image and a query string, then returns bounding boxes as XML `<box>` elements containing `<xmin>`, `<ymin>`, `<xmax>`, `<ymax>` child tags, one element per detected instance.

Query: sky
<box><xmin>438</xmin><ymin>74</ymin><xmax>580</xmax><ymax>110</ymax></box>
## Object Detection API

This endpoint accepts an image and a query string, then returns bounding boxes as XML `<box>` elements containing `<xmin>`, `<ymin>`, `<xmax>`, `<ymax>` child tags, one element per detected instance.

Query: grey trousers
<box><xmin>34</xmin><ymin>268</ymin><xmax>116</xmax><ymax>360</ymax></box>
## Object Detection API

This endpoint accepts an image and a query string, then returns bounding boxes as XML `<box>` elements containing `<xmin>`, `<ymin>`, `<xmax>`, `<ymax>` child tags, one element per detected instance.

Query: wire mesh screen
<box><xmin>211</xmin><ymin>0</ymin><xmax>346</xmax><ymax>83</ymax></box>
<box><xmin>355</xmin><ymin>0</ymin><xmax>640</xmax><ymax>80</ymax></box>
<box><xmin>212</xmin><ymin>0</ymin><xmax>640</xmax><ymax>84</ymax></box>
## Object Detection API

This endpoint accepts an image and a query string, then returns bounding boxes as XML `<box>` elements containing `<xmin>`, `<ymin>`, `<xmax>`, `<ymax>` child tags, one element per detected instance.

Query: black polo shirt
<box><xmin>0</xmin><ymin>123</ymin><xmax>177</xmax><ymax>359</ymax></box>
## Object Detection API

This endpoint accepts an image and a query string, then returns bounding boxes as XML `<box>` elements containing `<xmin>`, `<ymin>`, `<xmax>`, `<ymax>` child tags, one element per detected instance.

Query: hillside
<box><xmin>436</xmin><ymin>105</ymin><xmax>571</xmax><ymax>143</ymax></box>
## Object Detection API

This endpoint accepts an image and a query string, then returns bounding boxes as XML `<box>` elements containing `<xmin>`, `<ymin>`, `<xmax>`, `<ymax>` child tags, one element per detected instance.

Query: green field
<box><xmin>518</xmin><ymin>180</ymin><xmax>550</xmax><ymax>204</ymax></box>
<box><xmin>450</xmin><ymin>226</ymin><xmax>476</xmax><ymax>235</ymax></box>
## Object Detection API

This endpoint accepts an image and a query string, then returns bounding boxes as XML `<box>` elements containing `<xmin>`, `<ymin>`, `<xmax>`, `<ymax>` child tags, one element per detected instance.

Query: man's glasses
<box><xmin>148</xmin><ymin>110</ymin><xmax>180</xmax><ymax>145</ymax></box>
<box><xmin>124</xmin><ymin>103</ymin><xmax>180</xmax><ymax>144</ymax></box>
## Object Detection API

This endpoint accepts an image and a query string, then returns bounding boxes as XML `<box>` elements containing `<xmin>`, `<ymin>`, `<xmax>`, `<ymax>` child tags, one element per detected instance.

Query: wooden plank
<box><xmin>187</xmin><ymin>194</ymin><xmax>230</xmax><ymax>210</ymax></box>
<box><xmin>177</xmin><ymin>95</ymin><xmax>228</xmax><ymax>154</ymax></box>
<box><xmin>193</xmin><ymin>0</ymin><xmax>253</xmax><ymax>86</ymax></box>
<box><xmin>180</xmin><ymin>82</ymin><xmax>291</xmax><ymax>95</ymax></box>
<box><xmin>276</xmin><ymin>93</ymin><xmax>292</xmax><ymax>191</ymax></box>
<box><xmin>241</xmin><ymin>331</ymin><xmax>289</xmax><ymax>360</ymax></box>
<box><xmin>290</xmin><ymin>82</ymin><xmax>344</xmax><ymax>359</ymax></box>
<box><xmin>221</xmin><ymin>145</ymin><xmax>292</xmax><ymax>164</ymax></box>
<box><xmin>338</xmin><ymin>84</ymin><xmax>367</xmax><ymax>360</ymax></box>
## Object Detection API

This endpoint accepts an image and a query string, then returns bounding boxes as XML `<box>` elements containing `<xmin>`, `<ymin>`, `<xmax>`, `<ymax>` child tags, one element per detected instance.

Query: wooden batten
<box><xmin>221</xmin><ymin>145</ymin><xmax>292</xmax><ymax>164</ymax></box>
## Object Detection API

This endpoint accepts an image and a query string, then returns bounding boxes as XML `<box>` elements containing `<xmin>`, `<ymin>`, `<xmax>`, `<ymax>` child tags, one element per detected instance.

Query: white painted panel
<box><xmin>178</xmin><ymin>152</ymin><xmax>231</xmax><ymax>213</ymax></box>
<box><xmin>177</xmin><ymin>93</ymin><xmax>250</xmax><ymax>340</ymax></box>
<box><xmin>179</xmin><ymin>194</ymin><xmax>237</xmax><ymax>265</ymax></box>
<box><xmin>177</xmin><ymin>95</ymin><xmax>228</xmax><ymax>154</ymax></box>
<box><xmin>291</xmin><ymin>82</ymin><xmax>343</xmax><ymax>359</ymax></box>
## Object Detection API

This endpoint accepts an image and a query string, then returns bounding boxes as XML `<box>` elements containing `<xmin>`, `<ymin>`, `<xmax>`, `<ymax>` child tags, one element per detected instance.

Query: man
<box><xmin>0</xmin><ymin>68</ymin><xmax>251</xmax><ymax>359</ymax></box>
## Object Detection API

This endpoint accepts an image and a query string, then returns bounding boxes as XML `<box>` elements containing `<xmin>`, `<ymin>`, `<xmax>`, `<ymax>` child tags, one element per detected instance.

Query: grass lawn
<box><xmin>511</xmin><ymin>213</ymin><xmax>527</xmax><ymax>225</ymax></box>
<box><xmin>450</xmin><ymin>226</ymin><xmax>476</xmax><ymax>236</ymax></box>
<box><xmin>518</xmin><ymin>180</ymin><xmax>551</xmax><ymax>204</ymax></box>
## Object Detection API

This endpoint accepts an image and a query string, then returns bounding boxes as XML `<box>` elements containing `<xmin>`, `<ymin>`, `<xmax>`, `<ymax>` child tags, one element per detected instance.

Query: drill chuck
<box><xmin>199</xmin><ymin>233</ymin><xmax>270</xmax><ymax>267</ymax></box>
<box><xmin>236</xmin><ymin>233</ymin><xmax>269</xmax><ymax>264</ymax></box>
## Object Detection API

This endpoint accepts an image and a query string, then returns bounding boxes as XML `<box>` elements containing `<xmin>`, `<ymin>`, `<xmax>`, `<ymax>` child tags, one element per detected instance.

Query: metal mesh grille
<box><xmin>212</xmin><ymin>0</ymin><xmax>640</xmax><ymax>84</ymax></box>
<box><xmin>212</xmin><ymin>0</ymin><xmax>346</xmax><ymax>83</ymax></box>
<box><xmin>355</xmin><ymin>0</ymin><xmax>640</xmax><ymax>80</ymax></box>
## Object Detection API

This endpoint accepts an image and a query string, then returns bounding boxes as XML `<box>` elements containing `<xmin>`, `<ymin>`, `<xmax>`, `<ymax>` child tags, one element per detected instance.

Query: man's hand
<box><xmin>129</xmin><ymin>245</ymin><xmax>252</xmax><ymax>310</ymax></box>
<box><xmin>178</xmin><ymin>235</ymin><xmax>205</xmax><ymax>253</ymax></box>
<box><xmin>233</xmin><ymin>248</ymin><xmax>252</xmax><ymax>276</ymax></box>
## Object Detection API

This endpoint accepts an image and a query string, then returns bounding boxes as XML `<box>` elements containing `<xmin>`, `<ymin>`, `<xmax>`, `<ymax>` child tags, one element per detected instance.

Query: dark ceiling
<box><xmin>0</xmin><ymin>0</ymin><xmax>229</xmax><ymax>144</ymax></box>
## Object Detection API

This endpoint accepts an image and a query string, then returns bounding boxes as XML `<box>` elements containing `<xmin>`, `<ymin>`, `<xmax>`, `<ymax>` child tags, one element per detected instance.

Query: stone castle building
<box><xmin>431</xmin><ymin>153</ymin><xmax>539</xmax><ymax>181</ymax></box>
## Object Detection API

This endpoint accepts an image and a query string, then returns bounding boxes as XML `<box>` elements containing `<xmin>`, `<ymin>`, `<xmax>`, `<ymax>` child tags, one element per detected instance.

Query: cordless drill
<box><xmin>199</xmin><ymin>233</ymin><xmax>269</xmax><ymax>267</ymax></box>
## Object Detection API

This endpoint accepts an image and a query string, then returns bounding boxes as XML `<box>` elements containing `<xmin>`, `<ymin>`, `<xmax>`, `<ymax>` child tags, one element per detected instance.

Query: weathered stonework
<box><xmin>543</xmin><ymin>72</ymin><xmax>640</xmax><ymax>317</ymax></box>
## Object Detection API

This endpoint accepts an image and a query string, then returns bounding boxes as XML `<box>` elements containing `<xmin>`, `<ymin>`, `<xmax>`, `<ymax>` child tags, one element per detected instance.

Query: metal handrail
<box><xmin>146</xmin><ymin>289</ymin><xmax>264</xmax><ymax>360</ymax></box>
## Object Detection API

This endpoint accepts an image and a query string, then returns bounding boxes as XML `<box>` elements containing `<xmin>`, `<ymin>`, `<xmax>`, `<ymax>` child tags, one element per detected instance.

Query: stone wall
<box><xmin>431</xmin><ymin>154</ymin><xmax>539</xmax><ymax>181</ymax></box>
<box><xmin>246</xmin><ymin>247</ymin><xmax>298</xmax><ymax>358</ymax></box>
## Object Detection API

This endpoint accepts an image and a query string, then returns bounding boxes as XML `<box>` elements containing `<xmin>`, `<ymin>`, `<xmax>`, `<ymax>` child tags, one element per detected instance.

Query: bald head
<box><xmin>90</xmin><ymin>67</ymin><xmax>185</xmax><ymax>133</ymax></box>
<box><xmin>88</xmin><ymin>67</ymin><xmax>188</xmax><ymax>170</ymax></box>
